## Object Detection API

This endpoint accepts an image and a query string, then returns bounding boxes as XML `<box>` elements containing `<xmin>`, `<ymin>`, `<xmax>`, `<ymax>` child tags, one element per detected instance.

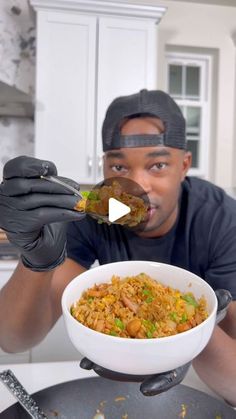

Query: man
<box><xmin>0</xmin><ymin>90</ymin><xmax>236</xmax><ymax>405</ymax></box>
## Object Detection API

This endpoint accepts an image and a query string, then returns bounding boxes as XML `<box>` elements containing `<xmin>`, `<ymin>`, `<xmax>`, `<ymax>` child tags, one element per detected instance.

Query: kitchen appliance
<box><xmin>1</xmin><ymin>376</ymin><xmax>235</xmax><ymax>418</ymax></box>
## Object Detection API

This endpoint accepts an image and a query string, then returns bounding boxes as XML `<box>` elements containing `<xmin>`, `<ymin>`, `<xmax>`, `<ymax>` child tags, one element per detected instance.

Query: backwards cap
<box><xmin>102</xmin><ymin>89</ymin><xmax>186</xmax><ymax>151</ymax></box>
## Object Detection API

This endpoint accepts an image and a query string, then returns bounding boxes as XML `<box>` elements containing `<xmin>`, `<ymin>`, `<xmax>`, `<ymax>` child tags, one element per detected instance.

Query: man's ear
<box><xmin>181</xmin><ymin>151</ymin><xmax>192</xmax><ymax>181</ymax></box>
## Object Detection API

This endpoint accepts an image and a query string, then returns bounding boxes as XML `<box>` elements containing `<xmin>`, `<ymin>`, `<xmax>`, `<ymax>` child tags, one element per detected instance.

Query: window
<box><xmin>166</xmin><ymin>52</ymin><xmax>212</xmax><ymax>177</ymax></box>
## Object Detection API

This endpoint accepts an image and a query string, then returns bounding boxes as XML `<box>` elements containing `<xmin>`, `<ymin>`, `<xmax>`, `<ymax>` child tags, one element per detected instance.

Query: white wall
<box><xmin>128</xmin><ymin>0</ymin><xmax>236</xmax><ymax>189</ymax></box>
<box><xmin>159</xmin><ymin>1</ymin><xmax>236</xmax><ymax>189</ymax></box>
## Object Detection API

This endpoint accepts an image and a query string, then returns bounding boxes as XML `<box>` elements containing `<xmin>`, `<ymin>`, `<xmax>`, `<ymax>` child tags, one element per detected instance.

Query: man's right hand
<box><xmin>0</xmin><ymin>156</ymin><xmax>85</xmax><ymax>272</ymax></box>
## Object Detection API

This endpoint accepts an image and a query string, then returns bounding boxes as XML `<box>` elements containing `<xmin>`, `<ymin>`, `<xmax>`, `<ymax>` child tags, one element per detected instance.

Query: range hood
<box><xmin>0</xmin><ymin>81</ymin><xmax>34</xmax><ymax>118</ymax></box>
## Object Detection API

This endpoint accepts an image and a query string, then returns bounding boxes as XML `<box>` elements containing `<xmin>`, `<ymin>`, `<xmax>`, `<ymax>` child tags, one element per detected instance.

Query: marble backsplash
<box><xmin>0</xmin><ymin>116</ymin><xmax>34</xmax><ymax>180</ymax></box>
<box><xmin>0</xmin><ymin>0</ymin><xmax>35</xmax><ymax>95</ymax></box>
<box><xmin>0</xmin><ymin>0</ymin><xmax>35</xmax><ymax>180</ymax></box>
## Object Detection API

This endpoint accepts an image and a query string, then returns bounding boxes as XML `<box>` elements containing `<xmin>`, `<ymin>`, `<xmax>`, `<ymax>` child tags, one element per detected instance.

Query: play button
<box><xmin>78</xmin><ymin>176</ymin><xmax>150</xmax><ymax>232</ymax></box>
<box><xmin>108</xmin><ymin>197</ymin><xmax>131</xmax><ymax>223</ymax></box>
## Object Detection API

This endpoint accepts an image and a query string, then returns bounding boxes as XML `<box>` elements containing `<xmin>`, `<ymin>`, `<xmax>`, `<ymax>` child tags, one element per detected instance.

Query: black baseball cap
<box><xmin>102</xmin><ymin>89</ymin><xmax>186</xmax><ymax>152</ymax></box>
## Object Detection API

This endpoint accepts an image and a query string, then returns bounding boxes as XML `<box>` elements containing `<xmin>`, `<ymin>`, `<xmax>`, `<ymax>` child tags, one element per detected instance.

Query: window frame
<box><xmin>166</xmin><ymin>52</ymin><xmax>212</xmax><ymax>178</ymax></box>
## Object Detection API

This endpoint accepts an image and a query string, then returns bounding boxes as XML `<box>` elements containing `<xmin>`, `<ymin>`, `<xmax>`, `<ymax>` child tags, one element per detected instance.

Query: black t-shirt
<box><xmin>66</xmin><ymin>177</ymin><xmax>236</xmax><ymax>300</ymax></box>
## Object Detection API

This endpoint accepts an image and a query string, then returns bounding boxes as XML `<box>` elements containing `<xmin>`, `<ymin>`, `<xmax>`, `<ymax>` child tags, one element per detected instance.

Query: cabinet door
<box><xmin>31</xmin><ymin>317</ymin><xmax>81</xmax><ymax>362</ymax></box>
<box><xmin>35</xmin><ymin>12</ymin><xmax>97</xmax><ymax>184</ymax></box>
<box><xmin>95</xmin><ymin>16</ymin><xmax>158</xmax><ymax>182</ymax></box>
<box><xmin>0</xmin><ymin>261</ymin><xmax>30</xmax><ymax>364</ymax></box>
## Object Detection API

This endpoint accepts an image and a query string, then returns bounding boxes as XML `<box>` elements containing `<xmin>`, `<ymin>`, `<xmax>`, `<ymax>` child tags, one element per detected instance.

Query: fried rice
<box><xmin>74</xmin><ymin>181</ymin><xmax>148</xmax><ymax>227</ymax></box>
<box><xmin>70</xmin><ymin>273</ymin><xmax>208</xmax><ymax>339</ymax></box>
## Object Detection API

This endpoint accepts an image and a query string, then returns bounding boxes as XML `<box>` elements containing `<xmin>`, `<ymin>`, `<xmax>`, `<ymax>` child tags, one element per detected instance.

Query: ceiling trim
<box><xmin>168</xmin><ymin>0</ymin><xmax>236</xmax><ymax>7</ymax></box>
<box><xmin>30</xmin><ymin>0</ymin><xmax>167</xmax><ymax>22</ymax></box>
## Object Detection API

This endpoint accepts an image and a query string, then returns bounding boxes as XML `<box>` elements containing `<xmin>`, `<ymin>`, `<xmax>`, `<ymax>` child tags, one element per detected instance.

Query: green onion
<box><xmin>81</xmin><ymin>191</ymin><xmax>90</xmax><ymax>198</ymax></box>
<box><xmin>169</xmin><ymin>312</ymin><xmax>178</xmax><ymax>322</ymax></box>
<box><xmin>182</xmin><ymin>294</ymin><xmax>198</xmax><ymax>307</ymax></box>
<box><xmin>146</xmin><ymin>331</ymin><xmax>154</xmax><ymax>338</ymax></box>
<box><xmin>89</xmin><ymin>191</ymin><xmax>99</xmax><ymax>201</ymax></box>
<box><xmin>110</xmin><ymin>330</ymin><xmax>118</xmax><ymax>336</ymax></box>
<box><xmin>146</xmin><ymin>296</ymin><xmax>154</xmax><ymax>303</ymax></box>
<box><xmin>150</xmin><ymin>324</ymin><xmax>156</xmax><ymax>333</ymax></box>
<box><xmin>143</xmin><ymin>320</ymin><xmax>156</xmax><ymax>333</ymax></box>
<box><xmin>142</xmin><ymin>289</ymin><xmax>151</xmax><ymax>296</ymax></box>
<box><xmin>143</xmin><ymin>319</ymin><xmax>152</xmax><ymax>327</ymax></box>
<box><xmin>87</xmin><ymin>297</ymin><xmax>94</xmax><ymax>304</ymax></box>
<box><xmin>180</xmin><ymin>313</ymin><xmax>188</xmax><ymax>323</ymax></box>
<box><xmin>81</xmin><ymin>190</ymin><xmax>99</xmax><ymax>201</ymax></box>
<box><xmin>115</xmin><ymin>318</ymin><xmax>125</xmax><ymax>330</ymax></box>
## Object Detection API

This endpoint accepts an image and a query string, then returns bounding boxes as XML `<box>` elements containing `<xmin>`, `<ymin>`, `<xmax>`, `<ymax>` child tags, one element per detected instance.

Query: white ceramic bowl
<box><xmin>61</xmin><ymin>261</ymin><xmax>217</xmax><ymax>375</ymax></box>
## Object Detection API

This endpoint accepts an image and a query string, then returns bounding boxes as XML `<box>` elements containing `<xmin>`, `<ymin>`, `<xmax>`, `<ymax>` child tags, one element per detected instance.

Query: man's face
<box><xmin>103</xmin><ymin>117</ymin><xmax>191</xmax><ymax>237</ymax></box>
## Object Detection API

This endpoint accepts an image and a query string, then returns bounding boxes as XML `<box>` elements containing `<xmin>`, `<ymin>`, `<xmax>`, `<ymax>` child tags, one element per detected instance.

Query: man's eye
<box><xmin>110</xmin><ymin>165</ymin><xmax>126</xmax><ymax>173</ymax></box>
<box><xmin>150</xmin><ymin>162</ymin><xmax>167</xmax><ymax>172</ymax></box>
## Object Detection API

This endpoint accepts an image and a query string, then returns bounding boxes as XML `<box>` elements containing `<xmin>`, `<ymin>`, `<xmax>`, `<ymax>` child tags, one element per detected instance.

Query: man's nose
<box><xmin>128</xmin><ymin>171</ymin><xmax>152</xmax><ymax>196</ymax></box>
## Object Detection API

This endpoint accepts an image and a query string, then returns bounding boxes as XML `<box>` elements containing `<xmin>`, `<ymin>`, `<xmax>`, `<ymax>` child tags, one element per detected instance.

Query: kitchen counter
<box><xmin>0</xmin><ymin>361</ymin><xmax>223</xmax><ymax>413</ymax></box>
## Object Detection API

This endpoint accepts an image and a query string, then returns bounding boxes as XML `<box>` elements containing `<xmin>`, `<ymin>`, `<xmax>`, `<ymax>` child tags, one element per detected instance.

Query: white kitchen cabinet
<box><xmin>34</xmin><ymin>11</ymin><xmax>97</xmax><ymax>183</ymax></box>
<box><xmin>0</xmin><ymin>260</ymin><xmax>31</xmax><ymax>364</ymax></box>
<box><xmin>31</xmin><ymin>0</ymin><xmax>166</xmax><ymax>184</ymax></box>
<box><xmin>95</xmin><ymin>16</ymin><xmax>158</xmax><ymax>181</ymax></box>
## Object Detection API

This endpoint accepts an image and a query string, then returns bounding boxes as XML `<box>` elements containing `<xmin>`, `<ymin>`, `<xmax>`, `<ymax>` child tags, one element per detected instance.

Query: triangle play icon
<box><xmin>108</xmin><ymin>197</ymin><xmax>131</xmax><ymax>223</ymax></box>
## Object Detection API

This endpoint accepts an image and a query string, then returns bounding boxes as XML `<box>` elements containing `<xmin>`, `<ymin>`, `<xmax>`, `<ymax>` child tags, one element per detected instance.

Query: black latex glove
<box><xmin>0</xmin><ymin>156</ymin><xmax>85</xmax><ymax>271</ymax></box>
<box><xmin>80</xmin><ymin>358</ymin><xmax>191</xmax><ymax>396</ymax></box>
<box><xmin>80</xmin><ymin>288</ymin><xmax>232</xmax><ymax>396</ymax></box>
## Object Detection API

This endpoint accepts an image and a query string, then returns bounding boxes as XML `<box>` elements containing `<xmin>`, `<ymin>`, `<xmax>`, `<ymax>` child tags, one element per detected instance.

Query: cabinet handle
<box><xmin>98</xmin><ymin>155</ymin><xmax>103</xmax><ymax>175</ymax></box>
<box><xmin>87</xmin><ymin>156</ymin><xmax>93</xmax><ymax>176</ymax></box>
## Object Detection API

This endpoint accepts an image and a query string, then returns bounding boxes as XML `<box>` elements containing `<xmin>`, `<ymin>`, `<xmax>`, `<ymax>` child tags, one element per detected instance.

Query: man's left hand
<box><xmin>80</xmin><ymin>358</ymin><xmax>191</xmax><ymax>396</ymax></box>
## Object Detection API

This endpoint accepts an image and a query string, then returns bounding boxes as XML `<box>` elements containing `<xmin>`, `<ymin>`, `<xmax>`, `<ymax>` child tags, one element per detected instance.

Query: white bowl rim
<box><xmin>62</xmin><ymin>260</ymin><xmax>218</xmax><ymax>344</ymax></box>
